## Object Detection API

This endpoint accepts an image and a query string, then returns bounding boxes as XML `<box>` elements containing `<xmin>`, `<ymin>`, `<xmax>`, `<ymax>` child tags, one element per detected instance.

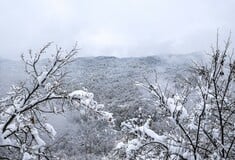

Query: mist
<box><xmin>0</xmin><ymin>0</ymin><xmax>234</xmax><ymax>60</ymax></box>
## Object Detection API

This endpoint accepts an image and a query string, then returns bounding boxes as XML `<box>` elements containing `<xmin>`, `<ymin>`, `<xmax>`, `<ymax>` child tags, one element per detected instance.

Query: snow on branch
<box><xmin>113</xmin><ymin>33</ymin><xmax>235</xmax><ymax>160</ymax></box>
<box><xmin>0</xmin><ymin>43</ymin><xmax>113</xmax><ymax>160</ymax></box>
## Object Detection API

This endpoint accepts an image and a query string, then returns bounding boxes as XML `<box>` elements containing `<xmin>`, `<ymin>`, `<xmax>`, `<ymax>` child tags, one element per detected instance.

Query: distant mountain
<box><xmin>0</xmin><ymin>53</ymin><xmax>204</xmax><ymax>103</ymax></box>
<box><xmin>0</xmin><ymin>53</ymin><xmax>206</xmax><ymax>123</ymax></box>
<box><xmin>0</xmin><ymin>53</ymin><xmax>212</xmax><ymax>159</ymax></box>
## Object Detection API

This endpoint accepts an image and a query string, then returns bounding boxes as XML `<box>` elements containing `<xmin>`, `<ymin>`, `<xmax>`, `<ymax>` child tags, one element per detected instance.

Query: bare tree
<box><xmin>0</xmin><ymin>43</ymin><xmax>113</xmax><ymax>160</ymax></box>
<box><xmin>113</xmin><ymin>33</ymin><xmax>235</xmax><ymax>160</ymax></box>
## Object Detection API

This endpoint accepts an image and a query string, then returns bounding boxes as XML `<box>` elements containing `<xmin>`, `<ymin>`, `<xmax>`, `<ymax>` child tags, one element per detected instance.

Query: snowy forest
<box><xmin>0</xmin><ymin>0</ymin><xmax>235</xmax><ymax>159</ymax></box>
<box><xmin>0</xmin><ymin>34</ymin><xmax>234</xmax><ymax>160</ymax></box>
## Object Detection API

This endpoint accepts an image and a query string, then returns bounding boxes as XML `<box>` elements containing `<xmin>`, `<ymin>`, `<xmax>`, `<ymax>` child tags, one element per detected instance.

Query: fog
<box><xmin>0</xmin><ymin>0</ymin><xmax>234</xmax><ymax>59</ymax></box>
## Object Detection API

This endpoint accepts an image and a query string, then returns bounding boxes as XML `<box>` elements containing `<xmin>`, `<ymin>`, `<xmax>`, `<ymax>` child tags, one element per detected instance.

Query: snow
<box><xmin>0</xmin><ymin>124</ymin><xmax>13</xmax><ymax>145</ymax></box>
<box><xmin>69</xmin><ymin>90</ymin><xmax>95</xmax><ymax>107</ymax></box>
<box><xmin>68</xmin><ymin>89</ymin><xmax>114</xmax><ymax>126</ymax></box>
<box><xmin>44</xmin><ymin>123</ymin><xmax>57</xmax><ymax>137</ymax></box>
<box><xmin>22</xmin><ymin>152</ymin><xmax>32</xmax><ymax>160</ymax></box>
<box><xmin>53</xmin><ymin>106</ymin><xmax>58</xmax><ymax>114</ymax></box>
<box><xmin>188</xmin><ymin>121</ymin><xmax>197</xmax><ymax>130</ymax></box>
<box><xmin>115</xmin><ymin>141</ymin><xmax>125</xmax><ymax>149</ymax></box>
<box><xmin>1</xmin><ymin>105</ymin><xmax>15</xmax><ymax>119</ymax></box>
<box><xmin>118</xmin><ymin>118</ymin><xmax>169</xmax><ymax>158</ymax></box>
<box><xmin>140</xmin><ymin>119</ymin><xmax>167</xmax><ymax>144</ymax></box>
<box><xmin>44</xmin><ymin>82</ymin><xmax>53</xmax><ymax>91</ymax></box>
<box><xmin>69</xmin><ymin>90</ymin><xmax>94</xmax><ymax>100</ymax></box>
<box><xmin>178</xmin><ymin>105</ymin><xmax>188</xmax><ymax>120</ymax></box>
<box><xmin>167</xmin><ymin>97</ymin><xmax>176</xmax><ymax>114</ymax></box>
<box><xmin>31</xmin><ymin>127</ymin><xmax>46</xmax><ymax>149</ymax></box>
<box><xmin>37</xmin><ymin>71</ymin><xmax>47</xmax><ymax>85</ymax></box>
<box><xmin>182</xmin><ymin>151</ymin><xmax>194</xmax><ymax>159</ymax></box>
<box><xmin>126</xmin><ymin>138</ymin><xmax>141</xmax><ymax>158</ymax></box>
<box><xmin>167</xmin><ymin>96</ymin><xmax>188</xmax><ymax>120</ymax></box>
<box><xmin>141</xmin><ymin>126</ymin><xmax>166</xmax><ymax>143</ymax></box>
<box><xmin>69</xmin><ymin>90</ymin><xmax>104</xmax><ymax>110</ymax></box>
<box><xmin>2</xmin><ymin>123</ymin><xmax>17</xmax><ymax>138</ymax></box>
<box><xmin>99</xmin><ymin>111</ymin><xmax>113</xmax><ymax>122</ymax></box>
<box><xmin>212</xmin><ymin>128</ymin><xmax>219</xmax><ymax>139</ymax></box>
<box><xmin>13</xmin><ymin>96</ymin><xmax>24</xmax><ymax>109</ymax></box>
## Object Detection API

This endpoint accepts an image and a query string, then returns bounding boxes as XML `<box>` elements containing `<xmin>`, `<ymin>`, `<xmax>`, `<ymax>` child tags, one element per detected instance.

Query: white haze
<box><xmin>0</xmin><ymin>0</ymin><xmax>234</xmax><ymax>59</ymax></box>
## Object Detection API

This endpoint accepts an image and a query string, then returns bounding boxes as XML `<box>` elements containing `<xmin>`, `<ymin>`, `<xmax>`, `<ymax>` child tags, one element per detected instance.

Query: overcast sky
<box><xmin>0</xmin><ymin>0</ymin><xmax>234</xmax><ymax>59</ymax></box>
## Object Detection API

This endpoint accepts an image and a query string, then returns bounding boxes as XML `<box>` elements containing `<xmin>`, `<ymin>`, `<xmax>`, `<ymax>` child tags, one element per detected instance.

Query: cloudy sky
<box><xmin>0</xmin><ymin>0</ymin><xmax>234</xmax><ymax>59</ymax></box>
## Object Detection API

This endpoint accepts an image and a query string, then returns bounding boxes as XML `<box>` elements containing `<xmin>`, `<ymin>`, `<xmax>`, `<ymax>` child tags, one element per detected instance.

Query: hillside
<box><xmin>0</xmin><ymin>54</ymin><xmax>204</xmax><ymax>159</ymax></box>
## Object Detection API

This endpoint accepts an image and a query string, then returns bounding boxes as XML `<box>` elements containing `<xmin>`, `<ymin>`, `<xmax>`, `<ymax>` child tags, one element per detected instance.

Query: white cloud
<box><xmin>0</xmin><ymin>0</ymin><xmax>234</xmax><ymax>59</ymax></box>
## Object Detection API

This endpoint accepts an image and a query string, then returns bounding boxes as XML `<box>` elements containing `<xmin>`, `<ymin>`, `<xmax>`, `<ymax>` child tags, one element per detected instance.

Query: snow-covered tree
<box><xmin>51</xmin><ymin>104</ymin><xmax>117</xmax><ymax>160</ymax></box>
<box><xmin>113</xmin><ymin>34</ymin><xmax>235</xmax><ymax>159</ymax></box>
<box><xmin>0</xmin><ymin>43</ymin><xmax>113</xmax><ymax>160</ymax></box>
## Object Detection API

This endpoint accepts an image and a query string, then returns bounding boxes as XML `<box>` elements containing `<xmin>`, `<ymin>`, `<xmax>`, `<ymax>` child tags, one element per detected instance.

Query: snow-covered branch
<box><xmin>114</xmin><ymin>34</ymin><xmax>235</xmax><ymax>160</ymax></box>
<box><xmin>0</xmin><ymin>43</ymin><xmax>113</xmax><ymax>160</ymax></box>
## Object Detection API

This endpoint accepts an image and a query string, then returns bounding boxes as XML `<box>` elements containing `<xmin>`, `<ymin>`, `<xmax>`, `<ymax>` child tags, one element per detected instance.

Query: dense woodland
<box><xmin>0</xmin><ymin>36</ymin><xmax>234</xmax><ymax>160</ymax></box>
